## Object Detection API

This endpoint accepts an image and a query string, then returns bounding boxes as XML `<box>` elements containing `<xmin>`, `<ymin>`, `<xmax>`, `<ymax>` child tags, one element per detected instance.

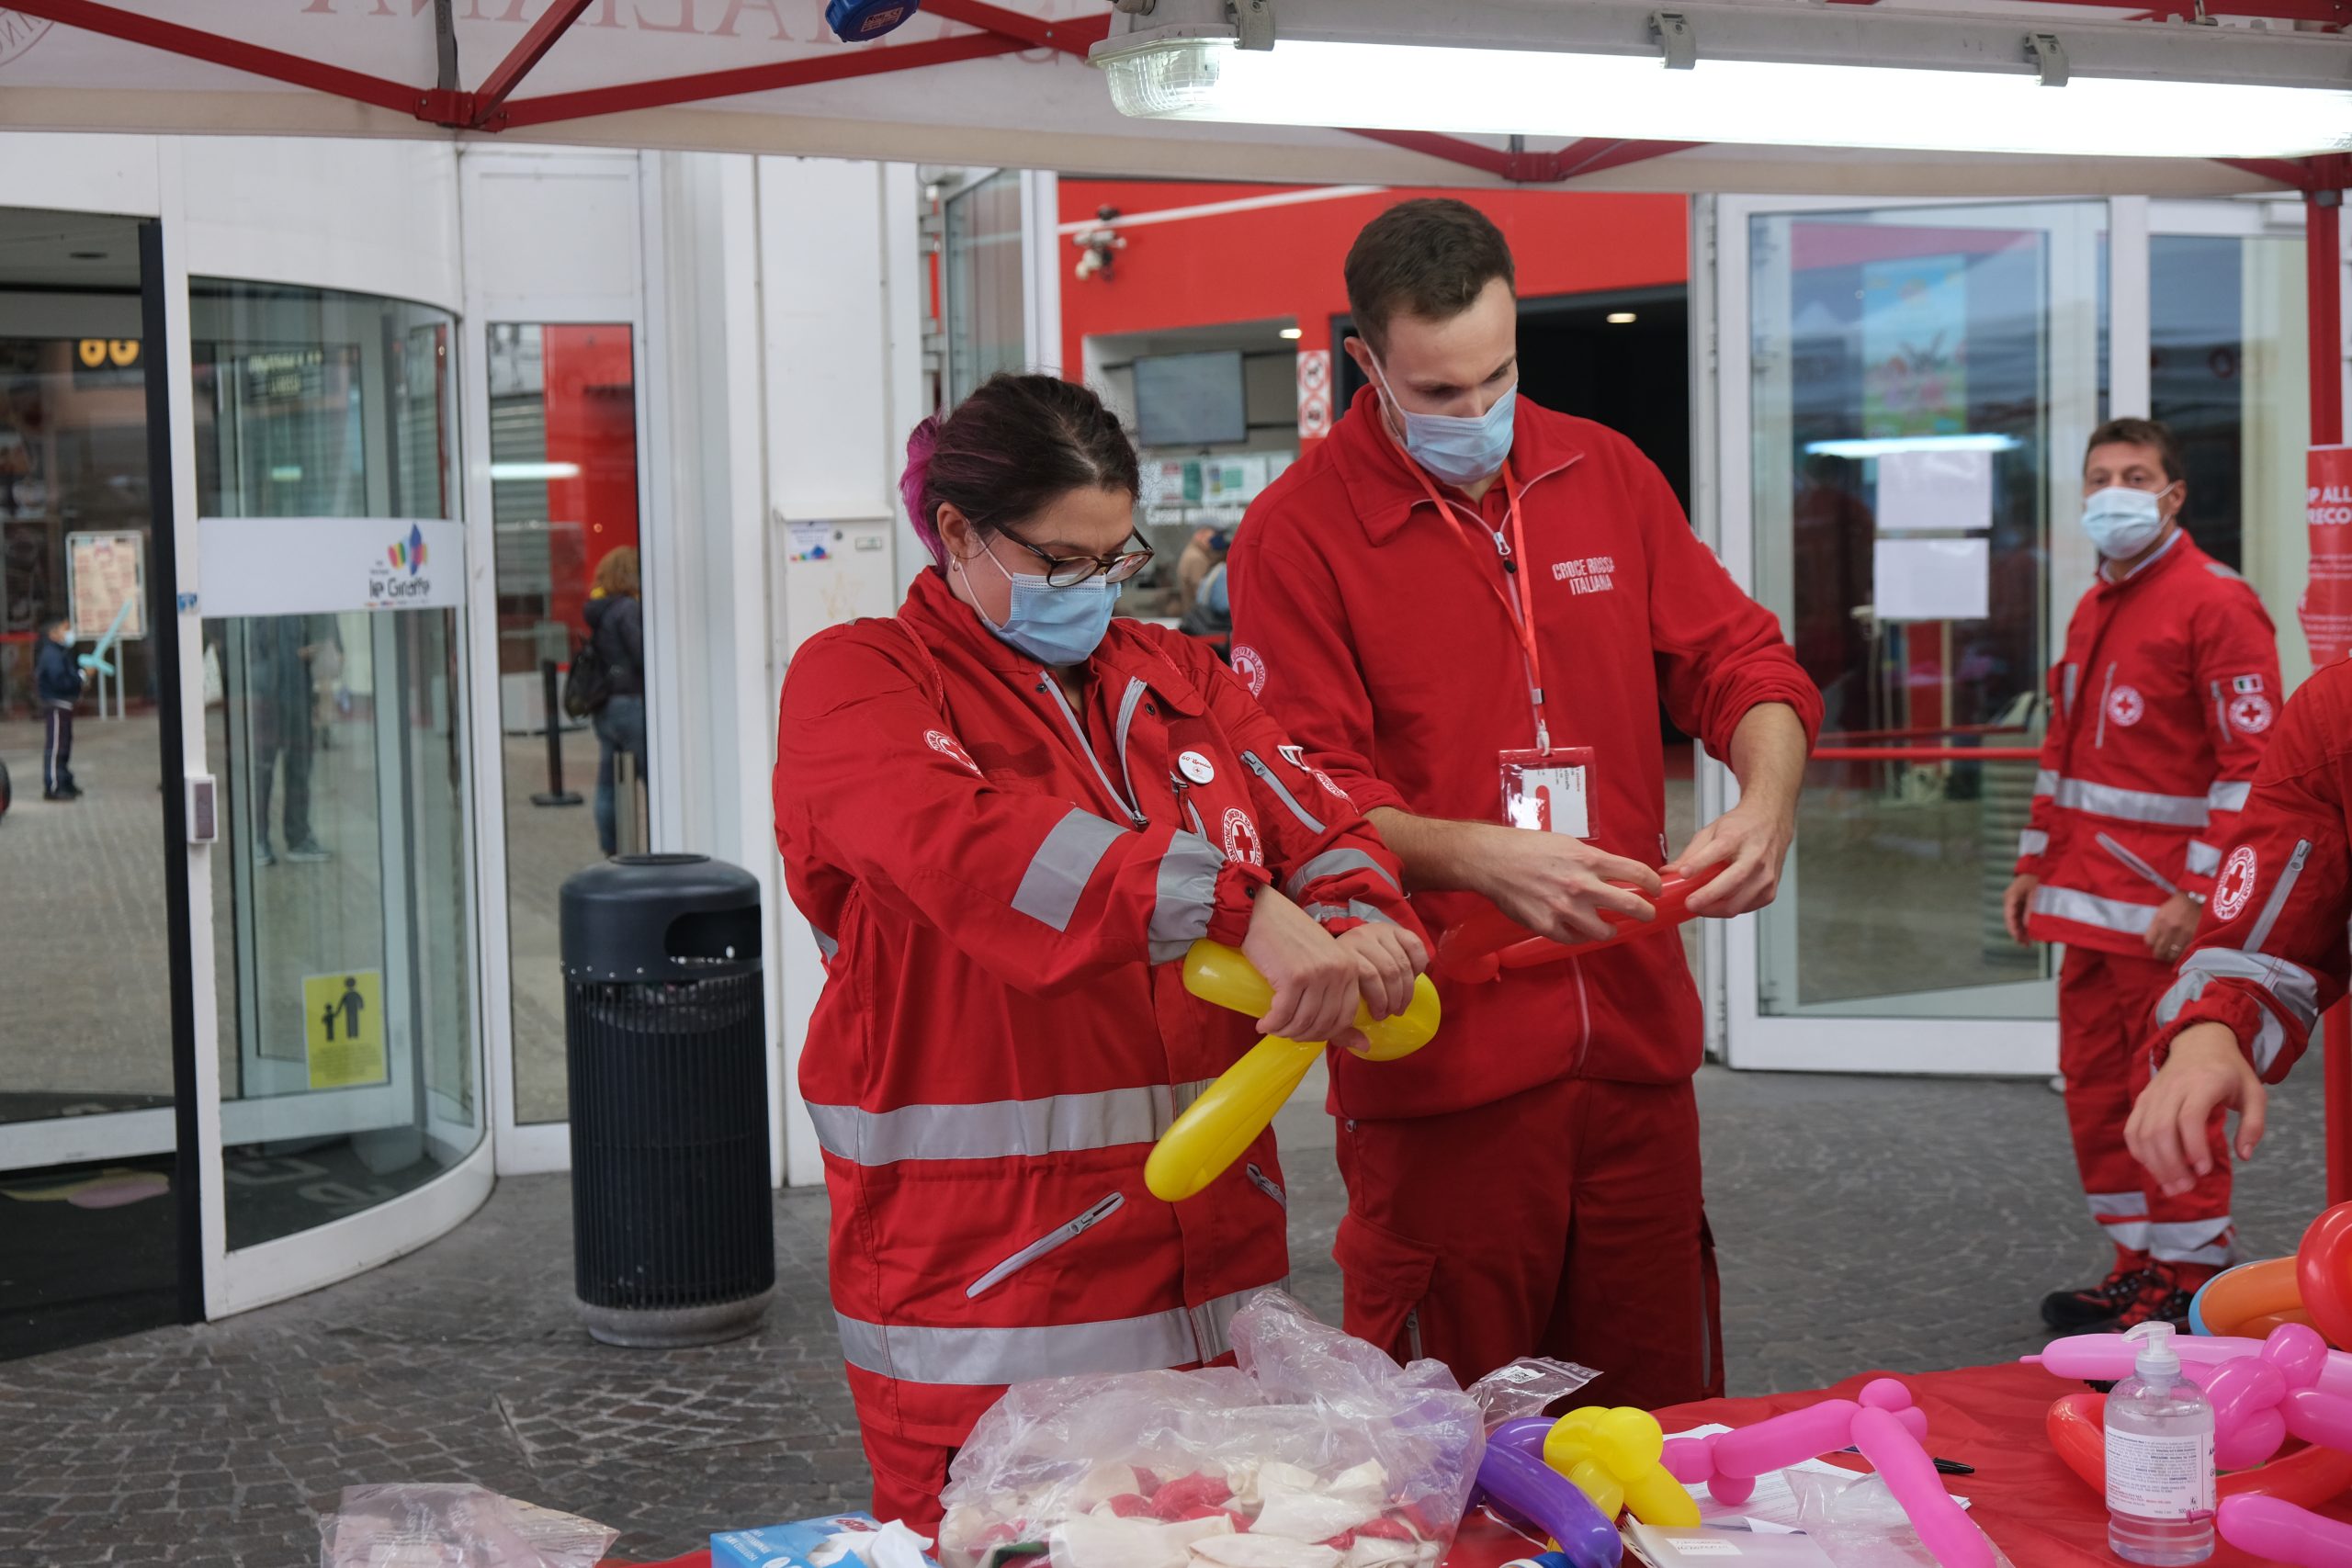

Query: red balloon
<box><xmin>1435</xmin><ymin>864</ymin><xmax>1727</xmax><ymax>984</ymax></box>
<box><xmin>2047</xmin><ymin>1393</ymin><xmax>2352</xmax><ymax>1506</ymax></box>
<box><xmin>2297</xmin><ymin>1204</ymin><xmax>2352</xmax><ymax>1352</ymax></box>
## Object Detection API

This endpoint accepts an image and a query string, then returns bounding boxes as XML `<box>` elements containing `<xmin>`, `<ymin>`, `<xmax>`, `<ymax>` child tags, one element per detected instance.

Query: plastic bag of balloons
<box><xmin>935</xmin><ymin>1292</ymin><xmax>1486</xmax><ymax>1568</ymax></box>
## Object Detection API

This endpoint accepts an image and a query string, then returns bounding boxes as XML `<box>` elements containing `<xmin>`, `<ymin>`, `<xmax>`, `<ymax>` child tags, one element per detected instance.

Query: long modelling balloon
<box><xmin>1144</xmin><ymin>941</ymin><xmax>1439</xmax><ymax>1201</ymax></box>
<box><xmin>1435</xmin><ymin>864</ymin><xmax>1726</xmax><ymax>985</ymax></box>
<box><xmin>1473</xmin><ymin>1428</ymin><xmax>1623</xmax><ymax>1568</ymax></box>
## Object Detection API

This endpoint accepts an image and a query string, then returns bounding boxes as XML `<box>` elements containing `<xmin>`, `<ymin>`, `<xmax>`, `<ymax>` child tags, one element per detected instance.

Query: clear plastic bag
<box><xmin>317</xmin><ymin>1483</ymin><xmax>618</xmax><ymax>1568</ymax></box>
<box><xmin>1785</xmin><ymin>1471</ymin><xmax>2014</xmax><ymax>1568</ymax></box>
<box><xmin>937</xmin><ymin>1292</ymin><xmax>1486</xmax><ymax>1568</ymax></box>
<box><xmin>1464</xmin><ymin>1359</ymin><xmax>1600</xmax><ymax>1429</ymax></box>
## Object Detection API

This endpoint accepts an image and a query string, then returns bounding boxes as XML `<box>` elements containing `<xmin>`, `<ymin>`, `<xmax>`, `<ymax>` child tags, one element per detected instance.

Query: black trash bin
<box><xmin>560</xmin><ymin>852</ymin><xmax>775</xmax><ymax>1347</ymax></box>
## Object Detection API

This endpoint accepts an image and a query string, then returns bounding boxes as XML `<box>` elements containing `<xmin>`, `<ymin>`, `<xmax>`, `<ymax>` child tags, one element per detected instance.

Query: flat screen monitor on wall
<box><xmin>1134</xmin><ymin>350</ymin><xmax>1248</xmax><ymax>448</ymax></box>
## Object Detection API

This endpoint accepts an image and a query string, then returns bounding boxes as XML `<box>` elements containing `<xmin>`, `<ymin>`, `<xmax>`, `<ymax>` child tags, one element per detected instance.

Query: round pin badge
<box><xmin>1179</xmin><ymin>750</ymin><xmax>1216</xmax><ymax>784</ymax></box>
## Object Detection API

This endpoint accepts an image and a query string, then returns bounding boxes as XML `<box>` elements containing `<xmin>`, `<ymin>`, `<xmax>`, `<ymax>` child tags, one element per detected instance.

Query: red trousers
<box><xmin>1334</xmin><ymin>1075</ymin><xmax>1723</xmax><ymax>1412</ymax></box>
<box><xmin>865</xmin><ymin>1425</ymin><xmax>955</xmax><ymax>1536</ymax></box>
<box><xmin>2059</xmin><ymin>947</ymin><xmax>2234</xmax><ymax>1268</ymax></box>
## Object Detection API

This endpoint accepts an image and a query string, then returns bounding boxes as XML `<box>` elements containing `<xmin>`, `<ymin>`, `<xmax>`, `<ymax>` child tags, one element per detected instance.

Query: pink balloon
<box><xmin>2264</xmin><ymin>1324</ymin><xmax>2333</xmax><ymax>1391</ymax></box>
<box><xmin>1860</xmin><ymin>1379</ymin><xmax>1913</xmax><ymax>1412</ymax></box>
<box><xmin>1661</xmin><ymin>1437</ymin><xmax>1716</xmax><ymax>1485</ymax></box>
<box><xmin>2034</xmin><ymin>1334</ymin><xmax>2352</xmax><ymax>1399</ymax></box>
<box><xmin>2217</xmin><ymin>1495</ymin><xmax>2352</xmax><ymax>1568</ymax></box>
<box><xmin>1850</xmin><ymin>1406</ymin><xmax>1995</xmax><ymax>1568</ymax></box>
<box><xmin>1896</xmin><ymin>1407</ymin><xmax>1930</xmax><ymax>1443</ymax></box>
<box><xmin>2218</xmin><ymin>1410</ymin><xmax>2290</xmax><ymax>1473</ymax></box>
<box><xmin>2281</xmin><ymin>1387</ymin><xmax>2352</xmax><ymax>1454</ymax></box>
<box><xmin>1713</xmin><ymin>1400</ymin><xmax>1862</xmax><ymax>1481</ymax></box>
<box><xmin>1707</xmin><ymin>1473</ymin><xmax>1757</xmax><ymax>1506</ymax></box>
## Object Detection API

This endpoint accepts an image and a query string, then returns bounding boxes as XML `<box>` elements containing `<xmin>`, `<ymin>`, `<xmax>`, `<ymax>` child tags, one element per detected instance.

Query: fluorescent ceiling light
<box><xmin>1279</xmin><ymin>326</ymin><xmax>1305</xmax><ymax>339</ymax></box>
<box><xmin>1805</xmin><ymin>434</ymin><xmax>2022</xmax><ymax>458</ymax></box>
<box><xmin>1606</xmin><ymin>312</ymin><xmax>1638</xmax><ymax>325</ymax></box>
<box><xmin>1094</xmin><ymin>2</ymin><xmax>2352</xmax><ymax>160</ymax></box>
<box><xmin>491</xmin><ymin>461</ymin><xmax>582</xmax><ymax>481</ymax></box>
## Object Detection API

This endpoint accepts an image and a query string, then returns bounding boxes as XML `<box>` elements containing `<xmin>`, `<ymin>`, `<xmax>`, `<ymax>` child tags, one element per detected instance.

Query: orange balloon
<box><xmin>2202</xmin><ymin>1258</ymin><xmax>2307</xmax><ymax>1338</ymax></box>
<box><xmin>2048</xmin><ymin>1393</ymin><xmax>2352</xmax><ymax>1506</ymax></box>
<box><xmin>2242</xmin><ymin>1311</ymin><xmax>2322</xmax><ymax>1337</ymax></box>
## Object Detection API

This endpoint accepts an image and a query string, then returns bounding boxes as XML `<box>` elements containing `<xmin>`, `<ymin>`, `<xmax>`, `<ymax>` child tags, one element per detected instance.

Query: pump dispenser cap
<box><xmin>2125</xmin><ymin>1319</ymin><xmax>2182</xmax><ymax>1382</ymax></box>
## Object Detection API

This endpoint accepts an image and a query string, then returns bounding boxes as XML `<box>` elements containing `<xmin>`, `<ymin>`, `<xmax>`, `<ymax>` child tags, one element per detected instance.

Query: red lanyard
<box><xmin>1402</xmin><ymin>457</ymin><xmax>1553</xmax><ymax>751</ymax></box>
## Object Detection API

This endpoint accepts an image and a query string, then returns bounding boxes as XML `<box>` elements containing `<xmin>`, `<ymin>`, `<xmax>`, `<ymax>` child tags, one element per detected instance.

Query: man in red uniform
<box><xmin>2128</xmin><ymin>656</ymin><xmax>2352</xmax><ymax>1203</ymax></box>
<box><xmin>1227</xmin><ymin>198</ymin><xmax>1819</xmax><ymax>1409</ymax></box>
<box><xmin>2004</xmin><ymin>418</ymin><xmax>2280</xmax><ymax>1332</ymax></box>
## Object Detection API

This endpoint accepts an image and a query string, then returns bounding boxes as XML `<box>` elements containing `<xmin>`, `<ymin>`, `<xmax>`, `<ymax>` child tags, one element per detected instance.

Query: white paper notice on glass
<box><xmin>1873</xmin><ymin>536</ymin><xmax>1989</xmax><ymax>622</ymax></box>
<box><xmin>1877</xmin><ymin>447</ymin><xmax>1994</xmax><ymax>533</ymax></box>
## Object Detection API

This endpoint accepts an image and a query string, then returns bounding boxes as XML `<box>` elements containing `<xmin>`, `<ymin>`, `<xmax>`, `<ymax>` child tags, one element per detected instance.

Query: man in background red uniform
<box><xmin>1227</xmin><ymin>198</ymin><xmax>1820</xmax><ymax>1409</ymax></box>
<box><xmin>2005</xmin><ymin>418</ymin><xmax>2280</xmax><ymax>1333</ymax></box>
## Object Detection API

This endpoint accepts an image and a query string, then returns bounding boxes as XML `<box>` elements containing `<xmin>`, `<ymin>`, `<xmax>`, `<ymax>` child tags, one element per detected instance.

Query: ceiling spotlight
<box><xmin>1606</xmin><ymin>312</ymin><xmax>1638</xmax><ymax>325</ymax></box>
<box><xmin>1280</xmin><ymin>327</ymin><xmax>1304</xmax><ymax>340</ymax></box>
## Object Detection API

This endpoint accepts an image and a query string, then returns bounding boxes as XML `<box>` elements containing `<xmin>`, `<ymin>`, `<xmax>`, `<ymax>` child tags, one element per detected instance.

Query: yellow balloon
<box><xmin>1544</xmin><ymin>1407</ymin><xmax>1701</xmax><ymax>1529</ymax></box>
<box><xmin>1142</xmin><ymin>942</ymin><xmax>1442</xmax><ymax>1202</ymax></box>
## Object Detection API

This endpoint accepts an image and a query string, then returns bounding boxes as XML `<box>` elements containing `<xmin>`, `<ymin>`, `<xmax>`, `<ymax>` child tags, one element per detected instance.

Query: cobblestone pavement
<box><xmin>0</xmin><ymin>1062</ymin><xmax>2325</xmax><ymax>1566</ymax></box>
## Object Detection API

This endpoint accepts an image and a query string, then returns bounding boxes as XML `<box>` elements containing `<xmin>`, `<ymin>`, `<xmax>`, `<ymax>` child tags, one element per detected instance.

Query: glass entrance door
<box><xmin>1721</xmin><ymin>198</ymin><xmax>2109</xmax><ymax>1073</ymax></box>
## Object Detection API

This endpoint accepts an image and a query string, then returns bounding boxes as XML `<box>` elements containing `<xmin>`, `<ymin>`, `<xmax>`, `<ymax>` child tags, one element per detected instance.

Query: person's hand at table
<box><xmin>1239</xmin><ymin>886</ymin><xmax>1365</xmax><ymax>1043</ymax></box>
<box><xmin>2127</xmin><ymin>1021</ymin><xmax>2266</xmax><ymax>1197</ymax></box>
<box><xmin>2143</xmin><ymin>892</ymin><xmax>2201</xmax><ymax>964</ymax></box>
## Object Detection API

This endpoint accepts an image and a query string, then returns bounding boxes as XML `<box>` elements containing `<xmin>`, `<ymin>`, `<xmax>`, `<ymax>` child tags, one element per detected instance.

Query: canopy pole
<box><xmin>2309</xmin><ymin>176</ymin><xmax>2349</xmax><ymax>1206</ymax></box>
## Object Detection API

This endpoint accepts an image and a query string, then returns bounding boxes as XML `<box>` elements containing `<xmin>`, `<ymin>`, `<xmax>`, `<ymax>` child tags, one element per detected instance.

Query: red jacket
<box><xmin>772</xmin><ymin>567</ymin><xmax>1425</xmax><ymax>1447</ymax></box>
<box><xmin>1227</xmin><ymin>387</ymin><xmax>1820</xmax><ymax>1113</ymax></box>
<box><xmin>2018</xmin><ymin>532</ymin><xmax>2280</xmax><ymax>955</ymax></box>
<box><xmin>2151</xmin><ymin>657</ymin><xmax>2352</xmax><ymax>1083</ymax></box>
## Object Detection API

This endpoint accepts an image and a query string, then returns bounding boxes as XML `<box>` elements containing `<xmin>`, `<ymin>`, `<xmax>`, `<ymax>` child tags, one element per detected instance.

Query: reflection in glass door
<box><xmin>193</xmin><ymin>279</ymin><xmax>485</xmax><ymax>1259</ymax></box>
<box><xmin>1727</xmin><ymin>201</ymin><xmax>2108</xmax><ymax>1072</ymax></box>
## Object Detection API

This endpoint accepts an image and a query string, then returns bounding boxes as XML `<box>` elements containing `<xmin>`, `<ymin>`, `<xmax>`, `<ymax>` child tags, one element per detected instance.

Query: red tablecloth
<box><xmin>1658</xmin><ymin>1359</ymin><xmax>2350</xmax><ymax>1568</ymax></box>
<box><xmin>612</xmin><ymin>1360</ymin><xmax>2345</xmax><ymax>1568</ymax></box>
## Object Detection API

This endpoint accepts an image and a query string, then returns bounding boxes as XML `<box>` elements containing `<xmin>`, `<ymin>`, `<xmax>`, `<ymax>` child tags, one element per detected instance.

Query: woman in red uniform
<box><xmin>772</xmin><ymin>374</ymin><xmax>1430</xmax><ymax>1530</ymax></box>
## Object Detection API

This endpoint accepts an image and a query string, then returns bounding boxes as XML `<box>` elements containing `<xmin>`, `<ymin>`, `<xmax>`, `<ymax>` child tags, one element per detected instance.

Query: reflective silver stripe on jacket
<box><xmin>1306</xmin><ymin>900</ymin><xmax>1396</xmax><ymax>928</ymax></box>
<box><xmin>2018</xmin><ymin>829</ymin><xmax>2049</xmax><ymax>857</ymax></box>
<box><xmin>1284</xmin><ymin>848</ymin><xmax>1399</xmax><ymax>901</ymax></box>
<box><xmin>2098</xmin><ymin>1218</ymin><xmax>2154</xmax><ymax>1250</ymax></box>
<box><xmin>834</xmin><ymin>1281</ymin><xmax>1280</xmax><ymax>1386</ymax></box>
<box><xmin>2052</xmin><ymin>776</ymin><xmax>2211</xmax><ymax>828</ymax></box>
<box><xmin>2154</xmin><ymin>949</ymin><xmax>2316</xmax><ymax>1077</ymax></box>
<box><xmin>2034</xmin><ymin>769</ymin><xmax>2061</xmax><ymax>798</ymax></box>
<box><xmin>2186</xmin><ymin>840</ymin><xmax>2222</xmax><ymax>878</ymax></box>
<box><xmin>2030</xmin><ymin>884</ymin><xmax>2158</xmax><ymax>936</ymax></box>
<box><xmin>1012</xmin><ymin>809</ymin><xmax>1127</xmax><ymax>932</ymax></box>
<box><xmin>2209</xmin><ymin>781</ymin><xmax>2252</xmax><ymax>814</ymax></box>
<box><xmin>2245</xmin><ymin>840</ymin><xmax>2313</xmax><ymax>954</ymax></box>
<box><xmin>1149</xmin><ymin>830</ymin><xmax>1227</xmax><ymax>963</ymax></box>
<box><xmin>807</xmin><ymin>1080</ymin><xmax>1217</xmax><ymax>1167</ymax></box>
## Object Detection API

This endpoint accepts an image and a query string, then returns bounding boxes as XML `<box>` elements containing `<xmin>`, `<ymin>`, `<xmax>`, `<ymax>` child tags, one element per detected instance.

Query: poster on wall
<box><xmin>2302</xmin><ymin>445</ymin><xmax>2352</xmax><ymax>670</ymax></box>
<box><xmin>1862</xmin><ymin>254</ymin><xmax>1969</xmax><ymax>439</ymax></box>
<box><xmin>66</xmin><ymin>530</ymin><xmax>147</xmax><ymax>642</ymax></box>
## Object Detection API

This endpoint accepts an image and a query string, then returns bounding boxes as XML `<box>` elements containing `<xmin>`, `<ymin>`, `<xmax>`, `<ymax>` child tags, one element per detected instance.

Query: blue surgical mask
<box><xmin>1371</xmin><ymin>355</ymin><xmax>1518</xmax><ymax>489</ymax></box>
<box><xmin>959</xmin><ymin>543</ymin><xmax>1121</xmax><ymax>667</ymax></box>
<box><xmin>2081</xmin><ymin>483</ymin><xmax>2177</xmax><ymax>561</ymax></box>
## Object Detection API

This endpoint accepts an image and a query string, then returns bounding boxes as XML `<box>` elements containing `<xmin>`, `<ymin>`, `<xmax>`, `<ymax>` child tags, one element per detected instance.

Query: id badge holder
<box><xmin>1499</xmin><ymin>747</ymin><xmax>1597</xmax><ymax>839</ymax></box>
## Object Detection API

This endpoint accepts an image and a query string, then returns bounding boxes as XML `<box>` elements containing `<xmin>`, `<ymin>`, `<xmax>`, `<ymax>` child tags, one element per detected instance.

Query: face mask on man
<box><xmin>1369</xmin><ymin>355</ymin><xmax>1517</xmax><ymax>489</ymax></box>
<box><xmin>957</xmin><ymin>540</ymin><xmax>1121</xmax><ymax>667</ymax></box>
<box><xmin>2080</xmin><ymin>482</ymin><xmax>2178</xmax><ymax>561</ymax></box>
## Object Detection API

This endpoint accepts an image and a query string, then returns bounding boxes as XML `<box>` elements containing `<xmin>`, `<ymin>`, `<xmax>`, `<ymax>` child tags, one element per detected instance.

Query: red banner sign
<box><xmin>2302</xmin><ymin>445</ymin><xmax>2352</xmax><ymax>671</ymax></box>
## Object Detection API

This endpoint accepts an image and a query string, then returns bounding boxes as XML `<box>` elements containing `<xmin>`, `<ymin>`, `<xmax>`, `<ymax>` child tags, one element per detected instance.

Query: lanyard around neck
<box><xmin>1400</xmin><ymin>453</ymin><xmax>1552</xmax><ymax>750</ymax></box>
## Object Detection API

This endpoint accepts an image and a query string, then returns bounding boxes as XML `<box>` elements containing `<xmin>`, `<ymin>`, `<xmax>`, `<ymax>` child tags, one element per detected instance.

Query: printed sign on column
<box><xmin>1296</xmin><ymin>349</ymin><xmax>1332</xmax><ymax>441</ymax></box>
<box><xmin>2302</xmin><ymin>446</ymin><xmax>2352</xmax><ymax>671</ymax></box>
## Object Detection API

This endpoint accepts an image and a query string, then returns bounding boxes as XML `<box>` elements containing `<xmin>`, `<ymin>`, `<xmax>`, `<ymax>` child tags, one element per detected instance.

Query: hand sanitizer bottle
<box><xmin>2106</xmin><ymin>1321</ymin><xmax>2215</xmax><ymax>1564</ymax></box>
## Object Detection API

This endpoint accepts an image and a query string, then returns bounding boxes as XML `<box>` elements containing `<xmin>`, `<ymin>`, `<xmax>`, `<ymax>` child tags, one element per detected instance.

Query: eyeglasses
<box><xmin>1001</xmin><ymin>532</ymin><xmax>1157</xmax><ymax>588</ymax></box>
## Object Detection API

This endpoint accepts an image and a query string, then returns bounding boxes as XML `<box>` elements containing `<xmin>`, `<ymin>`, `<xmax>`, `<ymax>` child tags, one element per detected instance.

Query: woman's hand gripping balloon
<box><xmin>1331</xmin><ymin>921</ymin><xmax>1430</xmax><ymax>1055</ymax></box>
<box><xmin>1238</xmin><ymin>886</ymin><xmax>1365</xmax><ymax>1044</ymax></box>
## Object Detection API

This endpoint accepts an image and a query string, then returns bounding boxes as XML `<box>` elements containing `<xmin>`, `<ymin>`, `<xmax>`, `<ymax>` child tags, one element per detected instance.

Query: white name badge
<box><xmin>1499</xmin><ymin>747</ymin><xmax>1597</xmax><ymax>839</ymax></box>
